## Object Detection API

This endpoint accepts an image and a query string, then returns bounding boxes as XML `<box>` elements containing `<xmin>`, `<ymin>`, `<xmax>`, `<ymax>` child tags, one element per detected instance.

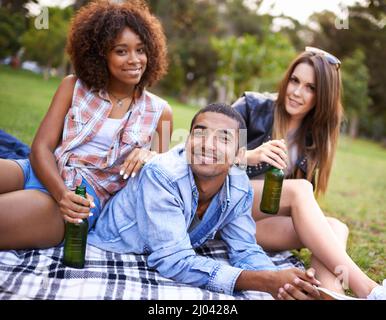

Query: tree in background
<box><xmin>0</xmin><ymin>8</ymin><xmax>26</xmax><ymax>61</ymax></box>
<box><xmin>0</xmin><ymin>0</ymin><xmax>32</xmax><ymax>15</ymax></box>
<box><xmin>341</xmin><ymin>49</ymin><xmax>371</xmax><ymax>138</ymax></box>
<box><xmin>21</xmin><ymin>6</ymin><xmax>72</xmax><ymax>79</ymax></box>
<box><xmin>309</xmin><ymin>0</ymin><xmax>386</xmax><ymax>140</ymax></box>
<box><xmin>211</xmin><ymin>32</ymin><xmax>295</xmax><ymax>103</ymax></box>
<box><xmin>149</xmin><ymin>0</ymin><xmax>295</xmax><ymax>104</ymax></box>
<box><xmin>148</xmin><ymin>0</ymin><xmax>221</xmax><ymax>103</ymax></box>
<box><xmin>0</xmin><ymin>0</ymin><xmax>33</xmax><ymax>66</ymax></box>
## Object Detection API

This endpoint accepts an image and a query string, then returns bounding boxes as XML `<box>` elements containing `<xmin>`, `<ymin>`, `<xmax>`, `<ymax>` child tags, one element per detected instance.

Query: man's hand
<box><xmin>235</xmin><ymin>267</ymin><xmax>321</xmax><ymax>300</ymax></box>
<box><xmin>276</xmin><ymin>268</ymin><xmax>321</xmax><ymax>300</ymax></box>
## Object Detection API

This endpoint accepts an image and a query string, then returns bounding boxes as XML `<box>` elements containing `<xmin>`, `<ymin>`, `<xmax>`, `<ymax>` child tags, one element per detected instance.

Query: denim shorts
<box><xmin>13</xmin><ymin>159</ymin><xmax>101</xmax><ymax>230</ymax></box>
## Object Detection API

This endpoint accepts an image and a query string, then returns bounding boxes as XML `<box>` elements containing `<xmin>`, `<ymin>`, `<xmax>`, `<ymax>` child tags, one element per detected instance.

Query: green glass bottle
<box><xmin>63</xmin><ymin>185</ymin><xmax>89</xmax><ymax>268</ymax></box>
<box><xmin>260</xmin><ymin>166</ymin><xmax>284</xmax><ymax>214</ymax></box>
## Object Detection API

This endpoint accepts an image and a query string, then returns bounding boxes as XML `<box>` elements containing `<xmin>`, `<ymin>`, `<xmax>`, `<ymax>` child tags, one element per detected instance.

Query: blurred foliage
<box><xmin>211</xmin><ymin>32</ymin><xmax>295</xmax><ymax>102</ymax></box>
<box><xmin>0</xmin><ymin>7</ymin><xmax>27</xmax><ymax>59</ymax></box>
<box><xmin>21</xmin><ymin>6</ymin><xmax>72</xmax><ymax>77</ymax></box>
<box><xmin>308</xmin><ymin>0</ymin><xmax>386</xmax><ymax>140</ymax></box>
<box><xmin>341</xmin><ymin>49</ymin><xmax>371</xmax><ymax>138</ymax></box>
<box><xmin>149</xmin><ymin>0</ymin><xmax>221</xmax><ymax>103</ymax></box>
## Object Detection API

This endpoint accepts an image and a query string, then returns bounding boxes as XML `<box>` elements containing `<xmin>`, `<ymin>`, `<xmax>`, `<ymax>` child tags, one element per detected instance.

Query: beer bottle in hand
<box><xmin>63</xmin><ymin>185</ymin><xmax>89</xmax><ymax>268</ymax></box>
<box><xmin>260</xmin><ymin>166</ymin><xmax>284</xmax><ymax>214</ymax></box>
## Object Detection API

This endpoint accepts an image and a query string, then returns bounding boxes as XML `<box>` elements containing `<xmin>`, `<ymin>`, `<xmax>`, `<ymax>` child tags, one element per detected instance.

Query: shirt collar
<box><xmin>187</xmin><ymin>162</ymin><xmax>231</xmax><ymax>213</ymax></box>
<box><xmin>91</xmin><ymin>87</ymin><xmax>148</xmax><ymax>116</ymax></box>
<box><xmin>90</xmin><ymin>87</ymin><xmax>110</xmax><ymax>101</ymax></box>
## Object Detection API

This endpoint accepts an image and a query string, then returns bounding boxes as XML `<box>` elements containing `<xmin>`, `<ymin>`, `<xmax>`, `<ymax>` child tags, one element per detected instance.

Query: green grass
<box><xmin>1</xmin><ymin>65</ymin><xmax>385</xmax><ymax>283</ymax></box>
<box><xmin>317</xmin><ymin>136</ymin><xmax>386</xmax><ymax>281</ymax></box>
<box><xmin>0</xmin><ymin>66</ymin><xmax>61</xmax><ymax>145</ymax></box>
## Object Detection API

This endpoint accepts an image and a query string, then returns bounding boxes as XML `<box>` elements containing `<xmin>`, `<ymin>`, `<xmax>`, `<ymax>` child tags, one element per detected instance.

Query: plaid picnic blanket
<box><xmin>0</xmin><ymin>240</ymin><xmax>304</xmax><ymax>300</ymax></box>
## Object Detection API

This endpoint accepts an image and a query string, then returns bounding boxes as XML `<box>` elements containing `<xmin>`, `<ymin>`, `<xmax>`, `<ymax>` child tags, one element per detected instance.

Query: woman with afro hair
<box><xmin>0</xmin><ymin>0</ymin><xmax>173</xmax><ymax>249</ymax></box>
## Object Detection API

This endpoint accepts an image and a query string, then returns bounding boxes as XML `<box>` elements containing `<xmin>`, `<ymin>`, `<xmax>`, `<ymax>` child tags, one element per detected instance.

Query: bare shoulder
<box><xmin>161</xmin><ymin>103</ymin><xmax>173</xmax><ymax>119</ymax></box>
<box><xmin>46</xmin><ymin>75</ymin><xmax>78</xmax><ymax>115</ymax></box>
<box><xmin>59</xmin><ymin>74</ymin><xmax>78</xmax><ymax>93</ymax></box>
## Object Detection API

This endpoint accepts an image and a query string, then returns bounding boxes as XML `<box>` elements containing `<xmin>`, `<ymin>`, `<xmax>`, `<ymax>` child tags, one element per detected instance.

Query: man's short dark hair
<box><xmin>190</xmin><ymin>103</ymin><xmax>247</xmax><ymax>132</ymax></box>
<box><xmin>189</xmin><ymin>103</ymin><xmax>247</xmax><ymax>149</ymax></box>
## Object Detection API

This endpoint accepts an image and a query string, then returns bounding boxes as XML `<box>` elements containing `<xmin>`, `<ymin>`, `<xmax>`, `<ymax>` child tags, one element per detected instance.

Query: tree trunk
<box><xmin>349</xmin><ymin>114</ymin><xmax>359</xmax><ymax>138</ymax></box>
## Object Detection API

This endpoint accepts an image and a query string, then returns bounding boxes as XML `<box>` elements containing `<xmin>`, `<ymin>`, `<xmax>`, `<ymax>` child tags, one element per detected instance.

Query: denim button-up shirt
<box><xmin>88</xmin><ymin>144</ymin><xmax>277</xmax><ymax>295</ymax></box>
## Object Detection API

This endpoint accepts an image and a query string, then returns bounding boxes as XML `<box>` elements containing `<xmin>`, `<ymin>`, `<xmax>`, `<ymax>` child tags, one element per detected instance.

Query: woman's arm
<box><xmin>154</xmin><ymin>103</ymin><xmax>173</xmax><ymax>153</ymax></box>
<box><xmin>30</xmin><ymin>75</ymin><xmax>92</xmax><ymax>223</ymax></box>
<box><xmin>119</xmin><ymin>103</ymin><xmax>173</xmax><ymax>179</ymax></box>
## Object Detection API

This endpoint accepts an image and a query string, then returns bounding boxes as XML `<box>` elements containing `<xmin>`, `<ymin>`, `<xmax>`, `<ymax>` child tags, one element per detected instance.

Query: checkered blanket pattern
<box><xmin>0</xmin><ymin>240</ymin><xmax>304</xmax><ymax>300</ymax></box>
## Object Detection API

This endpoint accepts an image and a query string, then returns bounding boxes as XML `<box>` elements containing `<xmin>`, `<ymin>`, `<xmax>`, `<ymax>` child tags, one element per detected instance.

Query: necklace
<box><xmin>109</xmin><ymin>92</ymin><xmax>132</xmax><ymax>107</ymax></box>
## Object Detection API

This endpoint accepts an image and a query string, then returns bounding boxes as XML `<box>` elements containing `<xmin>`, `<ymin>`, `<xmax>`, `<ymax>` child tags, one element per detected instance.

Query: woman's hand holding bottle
<box><xmin>246</xmin><ymin>139</ymin><xmax>288</xmax><ymax>169</ymax></box>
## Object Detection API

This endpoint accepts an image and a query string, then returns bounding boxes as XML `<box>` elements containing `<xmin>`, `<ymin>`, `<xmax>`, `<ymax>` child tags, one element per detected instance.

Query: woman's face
<box><xmin>106</xmin><ymin>27</ymin><xmax>147</xmax><ymax>88</ymax></box>
<box><xmin>285</xmin><ymin>62</ymin><xmax>316</xmax><ymax>123</ymax></box>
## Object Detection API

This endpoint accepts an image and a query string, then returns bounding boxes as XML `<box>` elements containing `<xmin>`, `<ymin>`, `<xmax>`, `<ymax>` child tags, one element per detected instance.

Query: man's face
<box><xmin>186</xmin><ymin>112</ymin><xmax>241</xmax><ymax>179</ymax></box>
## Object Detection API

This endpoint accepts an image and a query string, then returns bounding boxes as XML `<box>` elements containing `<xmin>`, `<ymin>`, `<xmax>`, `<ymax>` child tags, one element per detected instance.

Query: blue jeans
<box><xmin>13</xmin><ymin>159</ymin><xmax>101</xmax><ymax>230</ymax></box>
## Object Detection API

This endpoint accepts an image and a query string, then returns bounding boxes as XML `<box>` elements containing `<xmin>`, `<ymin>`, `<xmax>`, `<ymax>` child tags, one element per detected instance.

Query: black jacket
<box><xmin>232</xmin><ymin>92</ymin><xmax>310</xmax><ymax>180</ymax></box>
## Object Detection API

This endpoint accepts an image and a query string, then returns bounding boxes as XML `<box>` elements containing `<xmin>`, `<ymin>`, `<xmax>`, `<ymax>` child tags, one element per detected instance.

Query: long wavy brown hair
<box><xmin>66</xmin><ymin>0</ymin><xmax>168</xmax><ymax>94</ymax></box>
<box><xmin>273</xmin><ymin>51</ymin><xmax>343</xmax><ymax>196</ymax></box>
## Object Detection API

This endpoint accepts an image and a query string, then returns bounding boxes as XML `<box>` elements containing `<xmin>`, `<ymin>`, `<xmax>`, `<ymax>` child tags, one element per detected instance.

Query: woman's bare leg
<box><xmin>0</xmin><ymin>159</ymin><xmax>25</xmax><ymax>193</ymax></box>
<box><xmin>254</xmin><ymin>214</ymin><xmax>349</xmax><ymax>293</ymax></box>
<box><xmin>0</xmin><ymin>189</ymin><xmax>65</xmax><ymax>250</ymax></box>
<box><xmin>310</xmin><ymin>217</ymin><xmax>349</xmax><ymax>293</ymax></box>
<box><xmin>0</xmin><ymin>159</ymin><xmax>64</xmax><ymax>249</ymax></box>
<box><xmin>251</xmin><ymin>179</ymin><xmax>377</xmax><ymax>298</ymax></box>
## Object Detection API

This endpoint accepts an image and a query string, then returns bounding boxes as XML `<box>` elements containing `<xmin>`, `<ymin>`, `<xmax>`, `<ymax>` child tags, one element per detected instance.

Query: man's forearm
<box><xmin>234</xmin><ymin>270</ymin><xmax>276</xmax><ymax>294</ymax></box>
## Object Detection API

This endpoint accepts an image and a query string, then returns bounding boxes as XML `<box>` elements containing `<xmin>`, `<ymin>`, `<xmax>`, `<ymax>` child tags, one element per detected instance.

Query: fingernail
<box><xmin>91</xmin><ymin>201</ymin><xmax>96</xmax><ymax>208</ymax></box>
<box><xmin>284</xmin><ymin>284</ymin><xmax>290</xmax><ymax>290</ymax></box>
<box><xmin>131</xmin><ymin>172</ymin><xmax>136</xmax><ymax>178</ymax></box>
<box><xmin>77</xmin><ymin>219</ymin><xmax>83</xmax><ymax>224</ymax></box>
<box><xmin>294</xmin><ymin>278</ymin><xmax>300</xmax><ymax>285</ymax></box>
<box><xmin>120</xmin><ymin>170</ymin><xmax>124</xmax><ymax>175</ymax></box>
<box><xmin>89</xmin><ymin>213</ymin><xmax>94</xmax><ymax>217</ymax></box>
<box><xmin>123</xmin><ymin>174</ymin><xmax>128</xmax><ymax>180</ymax></box>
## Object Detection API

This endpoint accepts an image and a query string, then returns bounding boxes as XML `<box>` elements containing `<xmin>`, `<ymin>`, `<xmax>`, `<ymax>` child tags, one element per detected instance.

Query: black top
<box><xmin>232</xmin><ymin>92</ymin><xmax>311</xmax><ymax>182</ymax></box>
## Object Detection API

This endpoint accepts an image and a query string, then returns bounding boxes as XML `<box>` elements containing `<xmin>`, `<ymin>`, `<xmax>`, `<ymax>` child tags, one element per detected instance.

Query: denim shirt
<box><xmin>88</xmin><ymin>144</ymin><xmax>277</xmax><ymax>295</ymax></box>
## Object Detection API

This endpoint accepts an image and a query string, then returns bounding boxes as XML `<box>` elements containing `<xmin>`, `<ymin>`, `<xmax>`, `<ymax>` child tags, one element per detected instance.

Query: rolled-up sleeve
<box><xmin>220</xmin><ymin>187</ymin><xmax>278</xmax><ymax>272</ymax></box>
<box><xmin>135</xmin><ymin>166</ymin><xmax>243</xmax><ymax>295</ymax></box>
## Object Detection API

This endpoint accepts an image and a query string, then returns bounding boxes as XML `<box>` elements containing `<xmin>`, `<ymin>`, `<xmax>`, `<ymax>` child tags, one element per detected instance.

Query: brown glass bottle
<box><xmin>63</xmin><ymin>185</ymin><xmax>88</xmax><ymax>268</ymax></box>
<box><xmin>260</xmin><ymin>166</ymin><xmax>284</xmax><ymax>214</ymax></box>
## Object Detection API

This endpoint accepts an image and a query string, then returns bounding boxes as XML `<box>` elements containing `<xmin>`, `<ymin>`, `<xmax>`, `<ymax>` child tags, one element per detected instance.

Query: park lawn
<box><xmin>318</xmin><ymin>136</ymin><xmax>386</xmax><ymax>281</ymax></box>
<box><xmin>0</xmin><ymin>65</ymin><xmax>385</xmax><ymax>283</ymax></box>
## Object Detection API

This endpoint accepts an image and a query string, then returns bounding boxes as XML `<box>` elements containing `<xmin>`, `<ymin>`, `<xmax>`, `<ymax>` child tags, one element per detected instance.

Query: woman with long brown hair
<box><xmin>232</xmin><ymin>47</ymin><xmax>385</xmax><ymax>299</ymax></box>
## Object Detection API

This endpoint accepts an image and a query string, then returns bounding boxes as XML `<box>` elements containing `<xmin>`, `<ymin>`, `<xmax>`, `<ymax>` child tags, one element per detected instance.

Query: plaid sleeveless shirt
<box><xmin>54</xmin><ymin>79</ymin><xmax>168</xmax><ymax>206</ymax></box>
